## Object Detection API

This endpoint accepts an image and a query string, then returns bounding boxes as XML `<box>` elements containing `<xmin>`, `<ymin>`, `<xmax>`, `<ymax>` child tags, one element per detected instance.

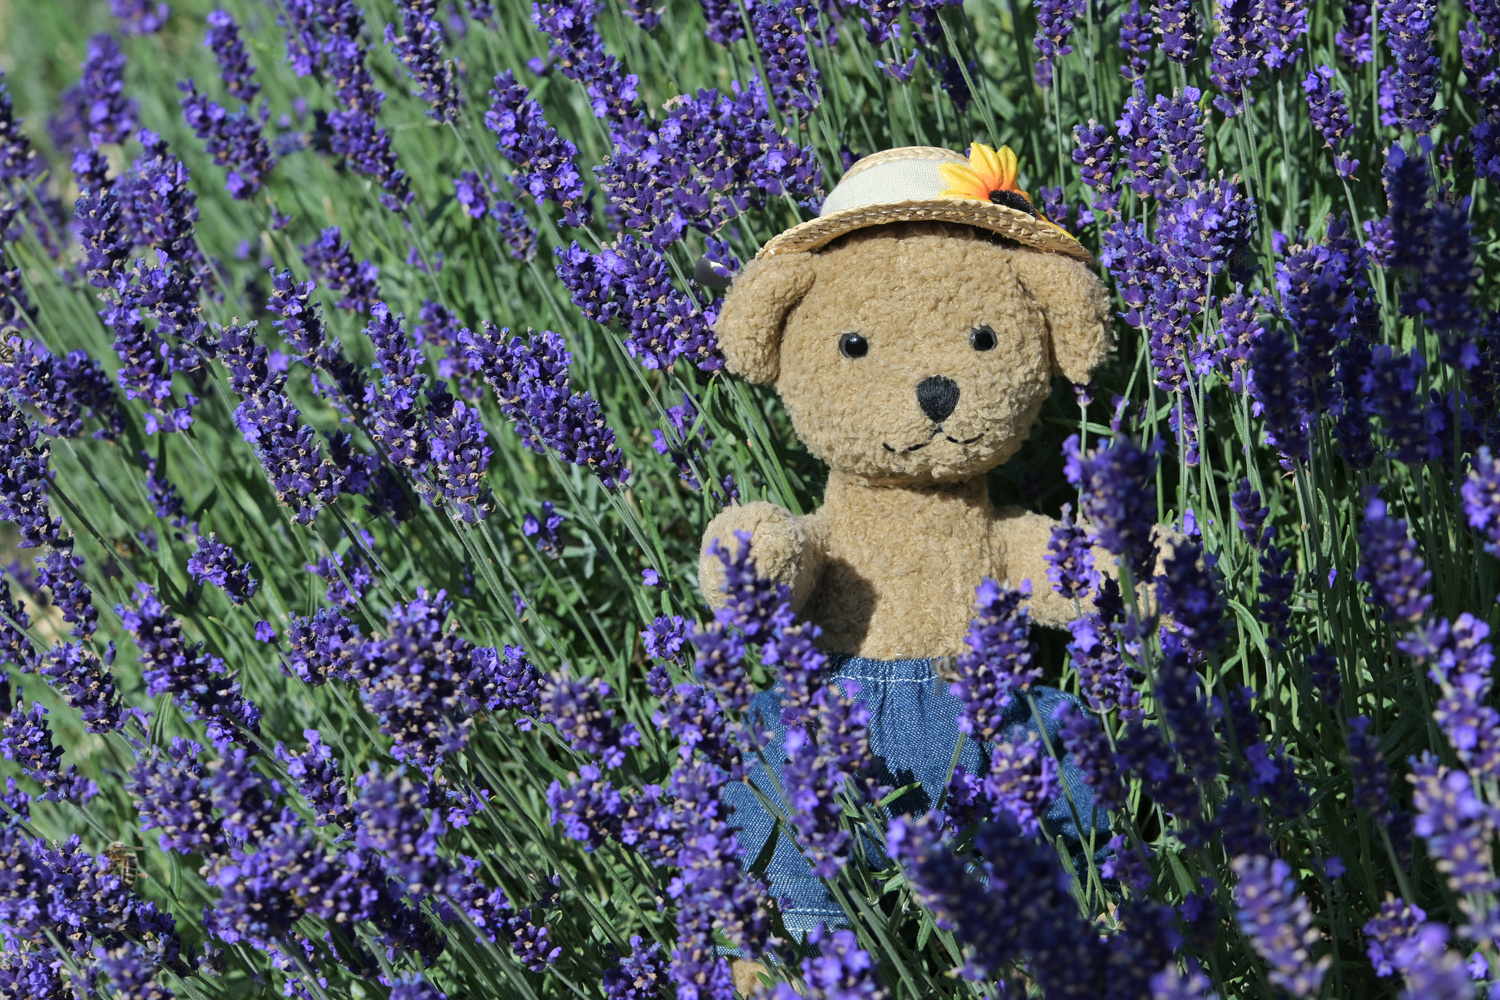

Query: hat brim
<box><xmin>756</xmin><ymin>197</ymin><xmax>1096</xmax><ymax>265</ymax></box>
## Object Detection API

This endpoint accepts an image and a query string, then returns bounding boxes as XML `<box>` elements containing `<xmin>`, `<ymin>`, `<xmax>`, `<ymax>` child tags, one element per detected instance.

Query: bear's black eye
<box><xmin>839</xmin><ymin>333</ymin><xmax>869</xmax><ymax>359</ymax></box>
<box><xmin>970</xmin><ymin>325</ymin><xmax>997</xmax><ymax>351</ymax></box>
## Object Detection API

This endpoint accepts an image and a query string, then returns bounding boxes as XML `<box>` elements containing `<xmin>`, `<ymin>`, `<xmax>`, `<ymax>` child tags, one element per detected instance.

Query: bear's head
<box><xmin>713</xmin><ymin>222</ymin><xmax>1114</xmax><ymax>485</ymax></box>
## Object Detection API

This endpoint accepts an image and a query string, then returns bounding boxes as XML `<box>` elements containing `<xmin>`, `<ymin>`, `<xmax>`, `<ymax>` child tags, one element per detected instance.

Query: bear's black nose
<box><xmin>916</xmin><ymin>376</ymin><xmax>960</xmax><ymax>424</ymax></box>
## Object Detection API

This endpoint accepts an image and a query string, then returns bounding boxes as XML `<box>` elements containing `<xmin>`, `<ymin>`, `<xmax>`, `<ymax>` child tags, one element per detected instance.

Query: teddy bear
<box><xmin>700</xmin><ymin>143</ymin><xmax>1112</xmax><ymax>650</ymax></box>
<box><xmin>696</xmin><ymin>144</ymin><xmax>1121</xmax><ymax>985</ymax></box>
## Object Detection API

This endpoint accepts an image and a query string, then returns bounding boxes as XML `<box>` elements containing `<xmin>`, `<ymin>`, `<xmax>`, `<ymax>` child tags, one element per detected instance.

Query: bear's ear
<box><xmin>712</xmin><ymin>253</ymin><xmax>816</xmax><ymax>384</ymax></box>
<box><xmin>1008</xmin><ymin>250</ymin><xmax>1114</xmax><ymax>384</ymax></box>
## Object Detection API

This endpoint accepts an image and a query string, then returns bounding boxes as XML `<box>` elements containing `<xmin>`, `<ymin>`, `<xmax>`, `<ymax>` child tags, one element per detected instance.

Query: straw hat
<box><xmin>757</xmin><ymin>142</ymin><xmax>1093</xmax><ymax>265</ymax></box>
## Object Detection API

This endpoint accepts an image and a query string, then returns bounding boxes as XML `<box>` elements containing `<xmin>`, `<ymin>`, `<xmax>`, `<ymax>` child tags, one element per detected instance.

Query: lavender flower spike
<box><xmin>387</xmin><ymin>0</ymin><xmax>462</xmax><ymax>123</ymax></box>
<box><xmin>952</xmin><ymin>578</ymin><xmax>1037</xmax><ymax>740</ymax></box>
<box><xmin>205</xmin><ymin>10</ymin><xmax>260</xmax><ymax>102</ymax></box>
<box><xmin>187</xmin><ymin>533</ymin><xmax>260</xmax><ymax>604</ymax></box>
<box><xmin>1230</xmin><ymin>854</ymin><xmax>1330</xmax><ymax>997</ymax></box>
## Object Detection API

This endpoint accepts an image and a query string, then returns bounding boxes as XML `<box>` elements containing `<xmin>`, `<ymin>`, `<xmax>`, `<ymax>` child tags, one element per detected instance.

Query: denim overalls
<box><xmin>721</xmin><ymin>655</ymin><xmax>1106</xmax><ymax>936</ymax></box>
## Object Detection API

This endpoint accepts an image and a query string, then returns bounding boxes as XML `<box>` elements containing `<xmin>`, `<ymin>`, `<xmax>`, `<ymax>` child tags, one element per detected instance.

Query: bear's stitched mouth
<box><xmin>881</xmin><ymin>427</ymin><xmax>982</xmax><ymax>453</ymax></box>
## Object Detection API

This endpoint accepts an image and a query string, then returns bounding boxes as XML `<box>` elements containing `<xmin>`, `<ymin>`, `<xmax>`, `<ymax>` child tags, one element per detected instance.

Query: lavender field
<box><xmin>0</xmin><ymin>0</ymin><xmax>1495</xmax><ymax>998</ymax></box>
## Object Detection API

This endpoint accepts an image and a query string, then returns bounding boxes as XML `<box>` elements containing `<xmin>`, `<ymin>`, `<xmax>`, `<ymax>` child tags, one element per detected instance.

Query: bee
<box><xmin>103</xmin><ymin>841</ymin><xmax>144</xmax><ymax>887</ymax></box>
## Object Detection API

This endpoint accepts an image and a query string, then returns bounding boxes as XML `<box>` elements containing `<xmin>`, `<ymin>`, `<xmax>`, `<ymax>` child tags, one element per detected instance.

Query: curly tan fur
<box><xmin>701</xmin><ymin>223</ymin><xmax>1121</xmax><ymax>659</ymax></box>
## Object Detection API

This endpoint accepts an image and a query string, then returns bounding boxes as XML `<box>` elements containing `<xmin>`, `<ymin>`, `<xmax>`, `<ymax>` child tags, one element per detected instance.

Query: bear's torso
<box><xmin>799</xmin><ymin>472</ymin><xmax>1073</xmax><ymax>658</ymax></box>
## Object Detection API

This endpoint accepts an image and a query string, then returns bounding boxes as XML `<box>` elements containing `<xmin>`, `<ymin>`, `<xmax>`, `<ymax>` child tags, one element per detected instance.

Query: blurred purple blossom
<box><xmin>118</xmin><ymin>582</ymin><xmax>262</xmax><ymax>749</ymax></box>
<box><xmin>205</xmin><ymin>10</ymin><xmax>260</xmax><ymax>102</ymax></box>
<box><xmin>301</xmin><ymin>227</ymin><xmax>380</xmax><ymax>313</ymax></box>
<box><xmin>387</xmin><ymin>0</ymin><xmax>462</xmax><ymax>122</ymax></box>
<box><xmin>187</xmin><ymin>533</ymin><xmax>259</xmax><ymax>604</ymax></box>
<box><xmin>1230</xmin><ymin>854</ymin><xmax>1329</xmax><ymax>996</ymax></box>
<box><xmin>1356</xmin><ymin>498</ymin><xmax>1431</xmax><ymax>623</ymax></box>
<box><xmin>952</xmin><ymin>578</ymin><xmax>1035</xmax><ymax>739</ymax></box>
<box><xmin>523</xmin><ymin>501</ymin><xmax>565</xmax><ymax>555</ymax></box>
<box><xmin>486</xmin><ymin>72</ymin><xmax>591</xmax><ymax>227</ymax></box>
<box><xmin>110</xmin><ymin>0</ymin><xmax>169</xmax><ymax>33</ymax></box>
<box><xmin>178</xmin><ymin>80</ymin><xmax>276</xmax><ymax>199</ymax></box>
<box><xmin>0</xmin><ymin>680</ymin><xmax>97</xmax><ymax>803</ymax></box>
<box><xmin>1064</xmin><ymin>433</ymin><xmax>1158</xmax><ymax>582</ymax></box>
<box><xmin>1379</xmin><ymin>0</ymin><xmax>1444</xmax><ymax>132</ymax></box>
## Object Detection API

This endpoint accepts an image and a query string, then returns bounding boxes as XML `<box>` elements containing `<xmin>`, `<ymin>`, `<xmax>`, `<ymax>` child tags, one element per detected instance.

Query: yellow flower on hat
<box><xmin>938</xmin><ymin>142</ymin><xmax>1032</xmax><ymax>205</ymax></box>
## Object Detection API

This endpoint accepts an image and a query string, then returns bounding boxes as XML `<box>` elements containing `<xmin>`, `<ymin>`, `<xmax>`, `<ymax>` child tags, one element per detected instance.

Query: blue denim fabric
<box><xmin>721</xmin><ymin>655</ymin><xmax>1107</xmax><ymax>935</ymax></box>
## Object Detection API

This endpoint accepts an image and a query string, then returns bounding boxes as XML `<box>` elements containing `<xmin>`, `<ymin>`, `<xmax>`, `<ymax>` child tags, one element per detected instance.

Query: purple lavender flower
<box><xmin>1408</xmin><ymin>753</ymin><xmax>1498</xmax><ymax>896</ymax></box>
<box><xmin>0</xmin><ymin>396</ymin><xmax>61</xmax><ymax>549</ymax></box>
<box><xmin>1402</xmin><ymin>614</ymin><xmax>1500</xmax><ymax>781</ymax></box>
<box><xmin>593</xmin><ymin>82</ymin><xmax>820</xmax><ymax>244</ymax></box>
<box><xmin>651</xmin><ymin>394</ymin><xmax>723</xmax><ymax>492</ymax></box>
<box><xmin>1414</xmin><ymin>194</ymin><xmax>1481</xmax><ymax>367</ymax></box>
<box><xmin>1067</xmin><ymin>602</ymin><xmax>1141</xmax><ymax>719</ymax></box>
<box><xmin>461</xmin><ymin>324</ymin><xmax>630</xmax><ymax>489</ymax></box>
<box><xmin>1073</xmin><ymin>120</ymin><xmax>1120</xmax><ymax>214</ymax></box>
<box><xmin>1356</xmin><ymin>498</ymin><xmax>1431</xmax><ymax>624</ymax></box>
<box><xmin>425</xmin><ymin>383</ymin><xmax>494</xmax><ymax>522</ymax></box>
<box><xmin>178</xmin><ymin>80</ymin><xmax>276</xmax><ymax>199</ymax></box>
<box><xmin>209</xmin><ymin>748</ymin><xmax>284</xmax><ymax>845</ymax></box>
<box><xmin>1034</xmin><ymin>0</ymin><xmax>1084</xmax><ymax>88</ymax></box>
<box><xmin>532</xmin><ymin>1</ymin><xmax>643</xmax><ymax>122</ymax></box>
<box><xmin>354</xmin><ymin>765</ymin><xmax>446</xmax><ymax>891</ymax></box>
<box><xmin>1063</xmin><ymin>433</ymin><xmax>1159</xmax><ymax>583</ymax></box>
<box><xmin>486</xmin><ymin>72</ymin><xmax>591</xmax><ymax>227</ymax></box>
<box><xmin>1379</xmin><ymin>0</ymin><xmax>1444</xmax><ymax>132</ymax></box>
<box><xmin>1302</xmin><ymin>67</ymin><xmax>1356</xmax><ymax>178</ymax></box>
<box><xmin>952</xmin><ymin>578</ymin><xmax>1036</xmax><ymax>739</ymax></box>
<box><xmin>301</xmin><ymin>228</ymin><xmax>380</xmax><ymax>313</ymax></box>
<box><xmin>1338</xmin><ymin>0</ymin><xmax>1373</xmax><ymax>63</ymax></box>
<box><xmin>985</xmin><ymin>732</ymin><xmax>1057</xmax><ymax>835</ymax></box>
<box><xmin>750</xmin><ymin>1</ymin><xmax>822</xmax><ymax>112</ymax></box>
<box><xmin>115</xmin><ymin>130</ymin><xmax>206</xmax><ymax>291</ymax></box>
<box><xmin>1056</xmin><ymin>703</ymin><xmax>1124</xmax><ymax>811</ymax></box>
<box><xmin>544</xmin><ymin>675</ymin><xmax>641</xmax><ymax>768</ymax></box>
<box><xmin>653</xmin><ymin>679</ymin><xmax>739</xmax><ymax>770</ymax></box>
<box><xmin>603</xmin><ymin>936</ymin><xmax>667</xmax><ymax>1000</ymax></box>
<box><xmin>0</xmin><ymin>70</ymin><xmax>39</xmax><ymax>184</ymax></box>
<box><xmin>118</xmin><ymin>583</ymin><xmax>261</xmax><ymax>748</ymax></box>
<box><xmin>557</xmin><ymin>237</ymin><xmax>721</xmax><ymax>372</ymax></box>
<box><xmin>387</xmin><ymin>0</ymin><xmax>462</xmax><ymax>122</ymax></box>
<box><xmin>350</xmin><ymin>589</ymin><xmax>496</xmax><ymax>773</ymax></box>
<box><xmin>0</xmin><ymin>682</ymin><xmax>96</xmax><ymax>802</ymax></box>
<box><xmin>1230</xmin><ymin>854</ymin><xmax>1330</xmax><ymax>996</ymax></box>
<box><xmin>1256</xmin><ymin>0</ymin><xmax>1308</xmax><ymax>71</ymax></box>
<box><xmin>798</xmin><ymin>925</ymin><xmax>883</xmax><ymax>1000</ymax></box>
<box><xmin>110</xmin><ymin>0</ymin><xmax>169</xmax><ymax>33</ymax></box>
<box><xmin>547</xmin><ymin>764</ymin><xmax>623</xmax><ymax>850</ymax></box>
<box><xmin>700</xmin><ymin>0</ymin><xmax>747</xmax><ymax>45</ymax></box>
<box><xmin>34</xmin><ymin>546</ymin><xmax>95</xmax><ymax>640</ymax></box>
<box><xmin>0</xmin><ymin>340</ymin><xmax>123</xmax><ymax>442</ymax></box>
<box><xmin>1119</xmin><ymin>1</ymin><xmax>1154</xmax><ymax>78</ymax></box>
<box><xmin>41</xmin><ymin>642</ymin><xmax>121</xmax><ymax>733</ymax></box>
<box><xmin>1157</xmin><ymin>539</ymin><xmax>1228</xmax><ymax>651</ymax></box>
<box><xmin>1154</xmin><ymin>0</ymin><xmax>1198</xmax><ymax>64</ymax></box>
<box><xmin>472</xmin><ymin>645</ymin><xmax>542</xmax><ymax>726</ymax></box>
<box><xmin>64</xmin><ymin>35</ymin><xmax>137</xmax><ymax>147</ymax></box>
<box><xmin>1462</xmin><ymin>448</ymin><xmax>1500</xmax><ymax>554</ymax></box>
<box><xmin>187</xmin><ymin>533</ymin><xmax>259</xmax><ymax>604</ymax></box>
<box><xmin>205</xmin><ymin>10</ymin><xmax>260</xmax><ymax>102</ymax></box>
<box><xmin>218</xmin><ymin>322</ymin><xmax>341</xmax><ymax>522</ymax></box>
<box><xmin>275</xmin><ymin>730</ymin><xmax>355</xmax><ymax>829</ymax></box>
<box><xmin>642</xmin><ymin>615</ymin><xmax>688</xmax><ymax>663</ymax></box>
<box><xmin>284</xmin><ymin>608</ymin><xmax>359</xmax><ymax>685</ymax></box>
<box><xmin>523</xmin><ymin>501</ymin><xmax>566</xmax><ymax>556</ymax></box>
<box><xmin>1210</xmin><ymin>0</ymin><xmax>1257</xmax><ymax>114</ymax></box>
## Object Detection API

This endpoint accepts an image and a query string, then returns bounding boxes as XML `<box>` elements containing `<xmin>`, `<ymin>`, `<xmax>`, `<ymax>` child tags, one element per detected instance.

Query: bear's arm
<box><xmin>698</xmin><ymin>501</ymin><xmax>829</xmax><ymax>613</ymax></box>
<box><xmin>992</xmin><ymin>506</ymin><xmax>1081</xmax><ymax>628</ymax></box>
<box><xmin>995</xmin><ymin>506</ymin><xmax>1182</xmax><ymax>627</ymax></box>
